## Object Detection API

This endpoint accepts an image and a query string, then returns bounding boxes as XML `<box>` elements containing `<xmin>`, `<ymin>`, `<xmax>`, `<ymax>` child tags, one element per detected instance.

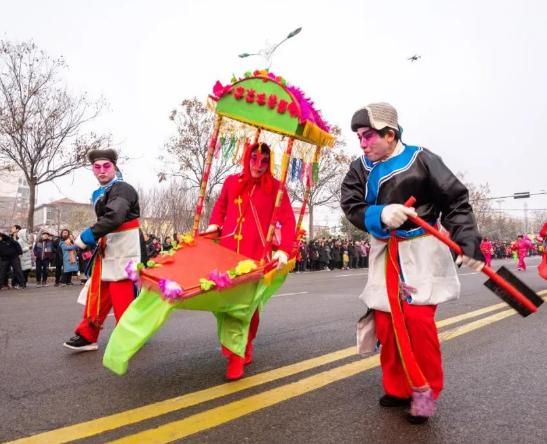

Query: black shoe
<box><xmin>63</xmin><ymin>334</ymin><xmax>98</xmax><ymax>351</ymax></box>
<box><xmin>379</xmin><ymin>394</ymin><xmax>412</xmax><ymax>407</ymax></box>
<box><xmin>406</xmin><ymin>413</ymin><xmax>429</xmax><ymax>425</ymax></box>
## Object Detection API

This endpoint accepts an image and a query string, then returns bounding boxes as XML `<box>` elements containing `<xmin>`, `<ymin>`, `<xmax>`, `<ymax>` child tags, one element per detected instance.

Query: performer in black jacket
<box><xmin>64</xmin><ymin>149</ymin><xmax>143</xmax><ymax>351</ymax></box>
<box><xmin>342</xmin><ymin>103</ymin><xmax>484</xmax><ymax>424</ymax></box>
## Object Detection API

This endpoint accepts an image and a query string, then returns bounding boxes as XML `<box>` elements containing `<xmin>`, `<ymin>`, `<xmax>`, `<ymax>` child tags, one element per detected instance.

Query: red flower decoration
<box><xmin>267</xmin><ymin>94</ymin><xmax>278</xmax><ymax>109</ymax></box>
<box><xmin>234</xmin><ymin>86</ymin><xmax>245</xmax><ymax>100</ymax></box>
<box><xmin>288</xmin><ymin>102</ymin><xmax>300</xmax><ymax>118</ymax></box>
<box><xmin>212</xmin><ymin>81</ymin><xmax>232</xmax><ymax>99</ymax></box>
<box><xmin>246</xmin><ymin>89</ymin><xmax>256</xmax><ymax>103</ymax></box>
<box><xmin>277</xmin><ymin>99</ymin><xmax>288</xmax><ymax>114</ymax></box>
<box><xmin>257</xmin><ymin>93</ymin><xmax>266</xmax><ymax>106</ymax></box>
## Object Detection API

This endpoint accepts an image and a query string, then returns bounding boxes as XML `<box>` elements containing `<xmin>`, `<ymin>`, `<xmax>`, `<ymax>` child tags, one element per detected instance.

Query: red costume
<box><xmin>538</xmin><ymin>223</ymin><xmax>547</xmax><ymax>279</ymax></box>
<box><xmin>480</xmin><ymin>239</ymin><xmax>493</xmax><ymax>267</ymax></box>
<box><xmin>64</xmin><ymin>148</ymin><xmax>142</xmax><ymax>352</ymax></box>
<box><xmin>513</xmin><ymin>236</ymin><xmax>534</xmax><ymax>271</ymax></box>
<box><xmin>209</xmin><ymin>176</ymin><xmax>295</xmax><ymax>261</ymax></box>
<box><xmin>209</xmin><ymin>143</ymin><xmax>296</xmax><ymax>379</ymax></box>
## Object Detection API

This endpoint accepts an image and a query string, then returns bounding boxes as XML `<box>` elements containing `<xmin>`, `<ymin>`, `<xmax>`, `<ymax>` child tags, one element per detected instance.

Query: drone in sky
<box><xmin>408</xmin><ymin>54</ymin><xmax>422</xmax><ymax>62</ymax></box>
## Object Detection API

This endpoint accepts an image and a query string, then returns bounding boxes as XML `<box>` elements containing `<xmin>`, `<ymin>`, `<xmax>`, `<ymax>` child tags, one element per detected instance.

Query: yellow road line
<box><xmin>111</xmin><ymin>305</ymin><xmax>525</xmax><ymax>443</ymax></box>
<box><xmin>436</xmin><ymin>302</ymin><xmax>505</xmax><ymax>328</ymax></box>
<box><xmin>9</xmin><ymin>290</ymin><xmax>546</xmax><ymax>444</ymax></box>
<box><xmin>8</xmin><ymin>348</ymin><xmax>355</xmax><ymax>444</ymax></box>
<box><xmin>436</xmin><ymin>289</ymin><xmax>546</xmax><ymax>328</ymax></box>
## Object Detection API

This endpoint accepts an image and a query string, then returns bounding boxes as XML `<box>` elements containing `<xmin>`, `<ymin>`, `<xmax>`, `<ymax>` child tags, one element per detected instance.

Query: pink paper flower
<box><xmin>124</xmin><ymin>260</ymin><xmax>140</xmax><ymax>282</ymax></box>
<box><xmin>159</xmin><ymin>278</ymin><xmax>184</xmax><ymax>300</ymax></box>
<box><xmin>212</xmin><ymin>81</ymin><xmax>232</xmax><ymax>99</ymax></box>
<box><xmin>207</xmin><ymin>269</ymin><xmax>232</xmax><ymax>289</ymax></box>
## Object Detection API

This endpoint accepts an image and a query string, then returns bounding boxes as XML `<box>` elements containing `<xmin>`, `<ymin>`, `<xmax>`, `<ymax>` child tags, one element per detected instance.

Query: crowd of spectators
<box><xmin>0</xmin><ymin>225</ymin><xmax>95</xmax><ymax>290</ymax></box>
<box><xmin>295</xmin><ymin>238</ymin><xmax>371</xmax><ymax>272</ymax></box>
<box><xmin>1</xmin><ymin>224</ymin><xmax>545</xmax><ymax>291</ymax></box>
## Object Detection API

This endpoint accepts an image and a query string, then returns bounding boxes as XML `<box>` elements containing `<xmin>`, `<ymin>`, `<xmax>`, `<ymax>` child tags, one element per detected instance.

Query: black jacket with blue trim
<box><xmin>91</xmin><ymin>181</ymin><xmax>141</xmax><ymax>239</ymax></box>
<box><xmin>340</xmin><ymin>146</ymin><xmax>483</xmax><ymax>261</ymax></box>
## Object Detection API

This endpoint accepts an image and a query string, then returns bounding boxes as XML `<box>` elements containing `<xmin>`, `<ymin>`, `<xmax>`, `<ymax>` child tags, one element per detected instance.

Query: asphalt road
<box><xmin>1</xmin><ymin>256</ymin><xmax>546</xmax><ymax>443</ymax></box>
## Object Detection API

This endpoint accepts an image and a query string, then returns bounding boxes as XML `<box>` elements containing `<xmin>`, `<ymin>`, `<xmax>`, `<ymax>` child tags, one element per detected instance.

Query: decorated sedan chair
<box><xmin>103</xmin><ymin>70</ymin><xmax>335</xmax><ymax>375</ymax></box>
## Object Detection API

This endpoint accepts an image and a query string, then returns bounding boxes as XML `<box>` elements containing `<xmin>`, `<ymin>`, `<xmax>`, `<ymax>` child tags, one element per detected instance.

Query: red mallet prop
<box><xmin>403</xmin><ymin>197</ymin><xmax>542</xmax><ymax>317</ymax></box>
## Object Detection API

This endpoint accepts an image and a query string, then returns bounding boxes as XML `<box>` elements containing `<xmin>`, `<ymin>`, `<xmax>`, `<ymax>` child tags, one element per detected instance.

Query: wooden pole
<box><xmin>192</xmin><ymin>114</ymin><xmax>222</xmax><ymax>237</ymax></box>
<box><xmin>263</xmin><ymin>137</ymin><xmax>294</xmax><ymax>259</ymax></box>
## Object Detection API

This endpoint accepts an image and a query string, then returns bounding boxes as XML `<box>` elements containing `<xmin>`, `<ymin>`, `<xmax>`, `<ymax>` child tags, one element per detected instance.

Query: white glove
<box><xmin>74</xmin><ymin>235</ymin><xmax>87</xmax><ymax>250</ymax></box>
<box><xmin>455</xmin><ymin>255</ymin><xmax>485</xmax><ymax>272</ymax></box>
<box><xmin>380</xmin><ymin>204</ymin><xmax>417</xmax><ymax>229</ymax></box>
<box><xmin>272</xmin><ymin>250</ymin><xmax>288</xmax><ymax>269</ymax></box>
<box><xmin>204</xmin><ymin>224</ymin><xmax>219</xmax><ymax>233</ymax></box>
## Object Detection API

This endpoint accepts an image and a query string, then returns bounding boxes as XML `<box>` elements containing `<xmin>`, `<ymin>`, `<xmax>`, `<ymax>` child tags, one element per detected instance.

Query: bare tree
<box><xmin>161</xmin><ymin>98</ymin><xmax>239</xmax><ymax>219</ymax></box>
<box><xmin>530</xmin><ymin>210</ymin><xmax>547</xmax><ymax>234</ymax></box>
<box><xmin>456</xmin><ymin>173</ymin><xmax>538</xmax><ymax>239</ymax></box>
<box><xmin>0</xmin><ymin>40</ymin><xmax>109</xmax><ymax>229</ymax></box>
<box><xmin>461</xmin><ymin>177</ymin><xmax>494</xmax><ymax>233</ymax></box>
<box><xmin>62</xmin><ymin>205</ymin><xmax>95</xmax><ymax>233</ymax></box>
<box><xmin>138</xmin><ymin>180</ymin><xmax>195</xmax><ymax>239</ymax></box>
<box><xmin>339</xmin><ymin>214</ymin><xmax>368</xmax><ymax>241</ymax></box>
<box><xmin>287</xmin><ymin>127</ymin><xmax>350</xmax><ymax>238</ymax></box>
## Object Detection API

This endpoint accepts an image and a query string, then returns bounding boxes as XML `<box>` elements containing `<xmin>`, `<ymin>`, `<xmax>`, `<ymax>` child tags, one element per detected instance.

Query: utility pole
<box><xmin>57</xmin><ymin>207</ymin><xmax>61</xmax><ymax>236</ymax></box>
<box><xmin>496</xmin><ymin>199</ymin><xmax>504</xmax><ymax>239</ymax></box>
<box><xmin>523</xmin><ymin>200</ymin><xmax>528</xmax><ymax>234</ymax></box>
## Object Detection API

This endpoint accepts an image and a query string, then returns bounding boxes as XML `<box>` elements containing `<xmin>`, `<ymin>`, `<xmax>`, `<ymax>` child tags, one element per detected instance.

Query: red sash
<box><xmin>385</xmin><ymin>233</ymin><xmax>430</xmax><ymax>392</ymax></box>
<box><xmin>85</xmin><ymin>219</ymin><xmax>140</xmax><ymax>326</ymax></box>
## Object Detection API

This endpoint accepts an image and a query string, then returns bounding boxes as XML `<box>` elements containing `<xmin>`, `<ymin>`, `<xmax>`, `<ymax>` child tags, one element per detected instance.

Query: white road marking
<box><xmin>336</xmin><ymin>272</ymin><xmax>368</xmax><ymax>277</ymax></box>
<box><xmin>274</xmin><ymin>291</ymin><xmax>309</xmax><ymax>298</ymax></box>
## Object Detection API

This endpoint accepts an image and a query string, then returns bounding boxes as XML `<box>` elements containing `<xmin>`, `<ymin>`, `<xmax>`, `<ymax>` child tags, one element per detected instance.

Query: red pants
<box><xmin>76</xmin><ymin>279</ymin><xmax>135</xmax><ymax>343</ymax></box>
<box><xmin>517</xmin><ymin>255</ymin><xmax>526</xmax><ymax>270</ymax></box>
<box><xmin>374</xmin><ymin>304</ymin><xmax>443</xmax><ymax>399</ymax></box>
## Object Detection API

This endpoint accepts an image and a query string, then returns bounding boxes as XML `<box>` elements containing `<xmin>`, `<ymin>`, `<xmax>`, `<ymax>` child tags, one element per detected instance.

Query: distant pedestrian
<box><xmin>60</xmin><ymin>231</ymin><xmax>79</xmax><ymax>285</ymax></box>
<box><xmin>15</xmin><ymin>228</ymin><xmax>32</xmax><ymax>287</ymax></box>
<box><xmin>513</xmin><ymin>234</ymin><xmax>534</xmax><ymax>271</ymax></box>
<box><xmin>0</xmin><ymin>230</ymin><xmax>25</xmax><ymax>290</ymax></box>
<box><xmin>33</xmin><ymin>232</ymin><xmax>54</xmax><ymax>286</ymax></box>
<box><xmin>480</xmin><ymin>238</ymin><xmax>493</xmax><ymax>267</ymax></box>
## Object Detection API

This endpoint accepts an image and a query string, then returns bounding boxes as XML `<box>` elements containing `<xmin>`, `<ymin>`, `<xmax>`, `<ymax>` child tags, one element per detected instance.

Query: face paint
<box><xmin>356</xmin><ymin>127</ymin><xmax>392</xmax><ymax>162</ymax></box>
<box><xmin>357</xmin><ymin>128</ymin><xmax>379</xmax><ymax>145</ymax></box>
<box><xmin>92</xmin><ymin>161</ymin><xmax>117</xmax><ymax>184</ymax></box>
<box><xmin>249</xmin><ymin>149</ymin><xmax>270</xmax><ymax>178</ymax></box>
<box><xmin>92</xmin><ymin>161</ymin><xmax>113</xmax><ymax>172</ymax></box>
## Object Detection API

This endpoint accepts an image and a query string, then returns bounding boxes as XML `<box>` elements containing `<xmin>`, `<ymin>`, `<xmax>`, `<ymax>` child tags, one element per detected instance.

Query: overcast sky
<box><xmin>1</xmin><ymin>0</ymin><xmax>546</xmax><ymax>225</ymax></box>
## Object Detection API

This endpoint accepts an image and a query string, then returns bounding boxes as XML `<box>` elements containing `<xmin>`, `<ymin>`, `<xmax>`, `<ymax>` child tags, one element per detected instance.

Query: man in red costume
<box><xmin>63</xmin><ymin>149</ymin><xmax>143</xmax><ymax>351</ymax></box>
<box><xmin>206</xmin><ymin>142</ymin><xmax>296</xmax><ymax>380</ymax></box>
<box><xmin>342</xmin><ymin>103</ymin><xmax>484</xmax><ymax>424</ymax></box>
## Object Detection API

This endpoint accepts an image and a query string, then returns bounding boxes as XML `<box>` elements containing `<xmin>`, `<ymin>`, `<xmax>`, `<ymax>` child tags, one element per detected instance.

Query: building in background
<box><xmin>33</xmin><ymin>198</ymin><xmax>93</xmax><ymax>234</ymax></box>
<box><xmin>0</xmin><ymin>170</ymin><xmax>30</xmax><ymax>229</ymax></box>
